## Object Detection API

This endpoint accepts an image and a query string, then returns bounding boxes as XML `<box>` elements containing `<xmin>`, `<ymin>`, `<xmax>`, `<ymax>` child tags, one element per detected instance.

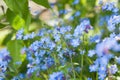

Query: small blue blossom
<box><xmin>89</xmin><ymin>35</ymin><xmax>101</xmax><ymax>43</ymax></box>
<box><xmin>48</xmin><ymin>42</ymin><xmax>56</xmax><ymax>50</ymax></box>
<box><xmin>109</xmin><ymin>64</ymin><xmax>118</xmax><ymax>74</ymax></box>
<box><xmin>45</xmin><ymin>57</ymin><xmax>54</xmax><ymax>68</ymax></box>
<box><xmin>95</xmin><ymin>37</ymin><xmax>118</xmax><ymax>57</ymax></box>
<box><xmin>89</xmin><ymin>64</ymin><xmax>98</xmax><ymax>72</ymax></box>
<box><xmin>98</xmin><ymin>72</ymin><xmax>106</xmax><ymax>80</ymax></box>
<box><xmin>100</xmin><ymin>56</ymin><xmax>108</xmax><ymax>66</ymax></box>
<box><xmin>12</xmin><ymin>76</ymin><xmax>20</xmax><ymax>80</ymax></box>
<box><xmin>88</xmin><ymin>50</ymin><xmax>96</xmax><ymax>57</ymax></box>
<box><xmin>74</xmin><ymin>11</ymin><xmax>81</xmax><ymax>17</ymax></box>
<box><xmin>0</xmin><ymin>48</ymin><xmax>11</xmax><ymax>79</ymax></box>
<box><xmin>115</xmin><ymin>56</ymin><xmax>120</xmax><ymax>64</ymax></box>
<box><xmin>49</xmin><ymin>72</ymin><xmax>65</xmax><ymax>80</ymax></box>
<box><xmin>57</xmin><ymin>45</ymin><xmax>62</xmax><ymax>52</ymax></box>
<box><xmin>16</xmin><ymin>28</ymin><xmax>24</xmax><ymax>40</ymax></box>
<box><xmin>75</xmin><ymin>67</ymin><xmax>81</xmax><ymax>72</ymax></box>
<box><xmin>23</xmin><ymin>34</ymin><xmax>29</xmax><ymax>40</ymax></box>
<box><xmin>69</xmin><ymin>16</ymin><xmax>74</xmax><ymax>21</ymax></box>
<box><xmin>29</xmin><ymin>32</ymin><xmax>36</xmax><ymax>39</ymax></box>
<box><xmin>59</xmin><ymin>27</ymin><xmax>67</xmax><ymax>34</ymax></box>
<box><xmin>87</xmin><ymin>78</ymin><xmax>92</xmax><ymax>80</ymax></box>
<box><xmin>0</xmin><ymin>77</ymin><xmax>4</xmax><ymax>80</ymax></box>
<box><xmin>29</xmin><ymin>41</ymin><xmax>40</xmax><ymax>52</ymax></box>
<box><xmin>98</xmin><ymin>0</ymin><xmax>103</xmax><ymax>4</ymax></box>
<box><xmin>12</xmin><ymin>73</ymin><xmax>25</xmax><ymax>80</ymax></box>
<box><xmin>102</xmin><ymin>2</ymin><xmax>119</xmax><ymax>13</ymax></box>
<box><xmin>70</xmin><ymin>38</ymin><xmax>80</xmax><ymax>47</ymax></box>
<box><xmin>59</xmin><ymin>10</ymin><xmax>68</xmax><ymax>15</ymax></box>
<box><xmin>74</xmin><ymin>19</ymin><xmax>92</xmax><ymax>37</ymax></box>
<box><xmin>37</xmin><ymin>28</ymin><xmax>47</xmax><ymax>36</ymax></box>
<box><xmin>53</xmin><ymin>34</ymin><xmax>61</xmax><ymax>42</ymax></box>
<box><xmin>107</xmin><ymin>15</ymin><xmax>120</xmax><ymax>31</ymax></box>
<box><xmin>80</xmin><ymin>50</ymin><xmax>85</xmax><ymax>55</ymax></box>
<box><xmin>64</xmin><ymin>33</ymin><xmax>72</xmax><ymax>39</ymax></box>
<box><xmin>72</xmin><ymin>0</ymin><xmax>79</xmax><ymax>5</ymax></box>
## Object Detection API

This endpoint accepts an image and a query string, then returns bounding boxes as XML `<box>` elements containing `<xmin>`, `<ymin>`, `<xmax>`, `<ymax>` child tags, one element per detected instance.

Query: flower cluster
<box><xmin>102</xmin><ymin>2</ymin><xmax>119</xmax><ymax>13</ymax></box>
<box><xmin>89</xmin><ymin>35</ymin><xmax>120</xmax><ymax>79</ymax></box>
<box><xmin>8</xmin><ymin>0</ymin><xmax>120</xmax><ymax>80</ymax></box>
<box><xmin>49</xmin><ymin>72</ymin><xmax>65</xmax><ymax>80</ymax></box>
<box><xmin>0</xmin><ymin>48</ymin><xmax>11</xmax><ymax>79</ymax></box>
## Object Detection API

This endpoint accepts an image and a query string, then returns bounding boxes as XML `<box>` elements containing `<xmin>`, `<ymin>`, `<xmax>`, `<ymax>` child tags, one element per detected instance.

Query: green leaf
<box><xmin>32</xmin><ymin>0</ymin><xmax>50</xmax><ymax>8</ymax></box>
<box><xmin>7</xmin><ymin>40</ymin><xmax>25</xmax><ymax>69</ymax></box>
<box><xmin>2</xmin><ymin>31</ymin><xmax>13</xmax><ymax>45</ymax></box>
<box><xmin>4</xmin><ymin>0</ymin><xmax>31</xmax><ymax>30</ymax></box>
<box><xmin>4</xmin><ymin>0</ymin><xmax>28</xmax><ymax>14</ymax></box>
<box><xmin>12</xmin><ymin>15</ymin><xmax>25</xmax><ymax>30</ymax></box>
<box><xmin>0</xmin><ymin>23</ymin><xmax>6</xmax><ymax>29</ymax></box>
<box><xmin>18</xmin><ymin>59</ymin><xmax>28</xmax><ymax>73</ymax></box>
<box><xmin>6</xmin><ymin>9</ymin><xmax>16</xmax><ymax>25</ymax></box>
<box><xmin>6</xmin><ymin>9</ymin><xmax>25</xmax><ymax>30</ymax></box>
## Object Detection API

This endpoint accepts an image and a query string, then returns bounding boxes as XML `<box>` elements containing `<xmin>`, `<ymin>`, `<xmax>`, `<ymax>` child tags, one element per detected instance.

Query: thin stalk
<box><xmin>80</xmin><ymin>35</ymin><xmax>85</xmax><ymax>80</ymax></box>
<box><xmin>96</xmin><ymin>72</ymin><xmax>98</xmax><ymax>80</ymax></box>
<box><xmin>80</xmin><ymin>52</ymin><xmax>83</xmax><ymax>80</ymax></box>
<box><xmin>61</xmin><ymin>34</ymin><xmax>76</xmax><ymax>79</ymax></box>
<box><xmin>70</xmin><ymin>55</ymin><xmax>76</xmax><ymax>80</ymax></box>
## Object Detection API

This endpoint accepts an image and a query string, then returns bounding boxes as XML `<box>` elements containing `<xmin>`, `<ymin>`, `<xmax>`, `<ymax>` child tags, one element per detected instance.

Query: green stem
<box><xmin>80</xmin><ymin>35</ymin><xmax>85</xmax><ymax>80</ymax></box>
<box><xmin>70</xmin><ymin>55</ymin><xmax>76</xmax><ymax>80</ymax></box>
<box><xmin>96</xmin><ymin>72</ymin><xmax>98</xmax><ymax>80</ymax></box>
<box><xmin>80</xmin><ymin>53</ymin><xmax>83</xmax><ymax>80</ymax></box>
<box><xmin>61</xmin><ymin>34</ymin><xmax>76</xmax><ymax>79</ymax></box>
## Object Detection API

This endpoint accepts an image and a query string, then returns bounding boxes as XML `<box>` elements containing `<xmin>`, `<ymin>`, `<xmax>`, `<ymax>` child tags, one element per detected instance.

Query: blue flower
<box><xmin>95</xmin><ymin>37</ymin><xmax>117</xmax><ymax>57</ymax></box>
<box><xmin>80</xmin><ymin>50</ymin><xmax>85</xmax><ymax>55</ymax></box>
<box><xmin>23</xmin><ymin>34</ymin><xmax>29</xmax><ymax>40</ymax></box>
<box><xmin>98</xmin><ymin>72</ymin><xmax>106</xmax><ymax>80</ymax></box>
<box><xmin>49</xmin><ymin>72</ymin><xmax>65</xmax><ymax>80</ymax></box>
<box><xmin>12</xmin><ymin>73</ymin><xmax>25</xmax><ymax>80</ymax></box>
<box><xmin>72</xmin><ymin>0</ymin><xmax>79</xmax><ymax>5</ymax></box>
<box><xmin>12</xmin><ymin>76</ymin><xmax>20</xmax><ymax>80</ymax></box>
<box><xmin>44</xmin><ymin>57</ymin><xmax>54</xmax><ymax>68</ymax></box>
<box><xmin>16</xmin><ymin>28</ymin><xmax>24</xmax><ymax>40</ymax></box>
<box><xmin>70</xmin><ymin>38</ymin><xmax>80</xmax><ymax>47</ymax></box>
<box><xmin>59</xmin><ymin>10</ymin><xmax>68</xmax><ymax>15</ymax></box>
<box><xmin>75</xmin><ymin>67</ymin><xmax>81</xmax><ymax>72</ymax></box>
<box><xmin>89</xmin><ymin>64</ymin><xmax>98</xmax><ymax>72</ymax></box>
<box><xmin>98</xmin><ymin>65</ymin><xmax>107</xmax><ymax>80</ymax></box>
<box><xmin>29</xmin><ymin>41</ymin><xmax>40</xmax><ymax>52</ymax></box>
<box><xmin>48</xmin><ymin>42</ymin><xmax>56</xmax><ymax>50</ymax></box>
<box><xmin>57</xmin><ymin>45</ymin><xmax>62</xmax><ymax>52</ymax></box>
<box><xmin>107</xmin><ymin>15</ymin><xmax>120</xmax><ymax>31</ymax></box>
<box><xmin>37</xmin><ymin>28</ymin><xmax>47</xmax><ymax>37</ymax></box>
<box><xmin>0</xmin><ymin>48</ymin><xmax>11</xmax><ymax>79</ymax></box>
<box><xmin>59</xmin><ymin>27</ymin><xmax>67</xmax><ymax>34</ymax></box>
<box><xmin>53</xmin><ymin>34</ymin><xmax>61</xmax><ymax>42</ymax></box>
<box><xmin>109</xmin><ymin>64</ymin><xmax>118</xmax><ymax>74</ymax></box>
<box><xmin>102</xmin><ymin>2</ymin><xmax>119</xmax><ymax>13</ymax></box>
<box><xmin>64</xmin><ymin>33</ymin><xmax>72</xmax><ymax>39</ymax></box>
<box><xmin>39</xmin><ymin>50</ymin><xmax>46</xmax><ymax>57</ymax></box>
<box><xmin>88</xmin><ymin>50</ymin><xmax>96</xmax><ymax>57</ymax></box>
<box><xmin>87</xmin><ymin>78</ymin><xmax>92</xmax><ymax>80</ymax></box>
<box><xmin>89</xmin><ymin>35</ymin><xmax>101</xmax><ymax>43</ymax></box>
<box><xmin>0</xmin><ymin>77</ymin><xmax>4</xmax><ymax>80</ymax></box>
<box><xmin>99</xmin><ymin>56</ymin><xmax>109</xmax><ymax>66</ymax></box>
<box><xmin>69</xmin><ymin>16</ymin><xmax>74</xmax><ymax>21</ymax></box>
<box><xmin>115</xmin><ymin>56</ymin><xmax>120</xmax><ymax>64</ymax></box>
<box><xmin>29</xmin><ymin>32</ymin><xmax>36</xmax><ymax>39</ymax></box>
<box><xmin>74</xmin><ymin>11</ymin><xmax>81</xmax><ymax>17</ymax></box>
<box><xmin>74</xmin><ymin>19</ymin><xmax>92</xmax><ymax>37</ymax></box>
